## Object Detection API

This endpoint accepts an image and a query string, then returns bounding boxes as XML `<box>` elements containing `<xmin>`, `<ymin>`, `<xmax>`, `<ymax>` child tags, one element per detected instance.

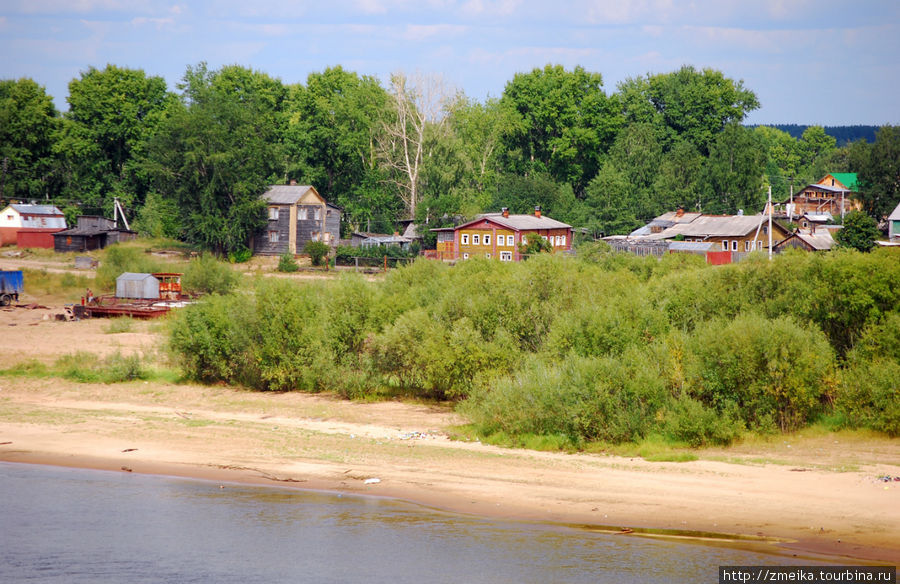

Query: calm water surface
<box><xmin>0</xmin><ymin>462</ymin><xmax>835</xmax><ymax>583</ymax></box>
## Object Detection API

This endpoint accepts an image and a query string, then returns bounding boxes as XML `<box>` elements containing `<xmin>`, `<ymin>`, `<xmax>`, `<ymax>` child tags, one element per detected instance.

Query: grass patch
<box><xmin>104</xmin><ymin>317</ymin><xmax>135</xmax><ymax>334</ymax></box>
<box><xmin>0</xmin><ymin>360</ymin><xmax>51</xmax><ymax>377</ymax></box>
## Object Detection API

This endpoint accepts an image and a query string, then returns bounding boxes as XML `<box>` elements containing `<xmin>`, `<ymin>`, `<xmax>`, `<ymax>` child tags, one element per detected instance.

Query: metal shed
<box><xmin>116</xmin><ymin>273</ymin><xmax>159</xmax><ymax>300</ymax></box>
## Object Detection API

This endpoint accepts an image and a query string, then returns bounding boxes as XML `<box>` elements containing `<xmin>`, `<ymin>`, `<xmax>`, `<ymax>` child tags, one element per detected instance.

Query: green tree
<box><xmin>142</xmin><ymin>63</ymin><xmax>282</xmax><ymax>253</ymax></box>
<box><xmin>56</xmin><ymin>65</ymin><xmax>173</xmax><ymax>213</ymax></box>
<box><xmin>855</xmin><ymin>125</ymin><xmax>900</xmax><ymax>219</ymax></box>
<box><xmin>835</xmin><ymin>210</ymin><xmax>880</xmax><ymax>251</ymax></box>
<box><xmin>283</xmin><ymin>66</ymin><xmax>393</xmax><ymax>229</ymax></box>
<box><xmin>618</xmin><ymin>66</ymin><xmax>759</xmax><ymax>156</ymax></box>
<box><xmin>703</xmin><ymin>123</ymin><xmax>766</xmax><ymax>214</ymax></box>
<box><xmin>0</xmin><ymin>78</ymin><xmax>60</xmax><ymax>201</ymax></box>
<box><xmin>652</xmin><ymin>140</ymin><xmax>704</xmax><ymax>213</ymax></box>
<box><xmin>499</xmin><ymin>64</ymin><xmax>622</xmax><ymax>195</ymax></box>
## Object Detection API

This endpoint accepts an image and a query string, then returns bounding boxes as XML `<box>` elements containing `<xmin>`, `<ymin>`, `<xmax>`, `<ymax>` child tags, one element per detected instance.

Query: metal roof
<box><xmin>262</xmin><ymin>185</ymin><xmax>318</xmax><ymax>204</ymax></box>
<box><xmin>473</xmin><ymin>212</ymin><xmax>572</xmax><ymax>231</ymax></box>
<box><xmin>9</xmin><ymin>204</ymin><xmax>63</xmax><ymax>215</ymax></box>
<box><xmin>668</xmin><ymin>241</ymin><xmax>716</xmax><ymax>251</ymax></box>
<box><xmin>889</xmin><ymin>201</ymin><xmax>900</xmax><ymax>221</ymax></box>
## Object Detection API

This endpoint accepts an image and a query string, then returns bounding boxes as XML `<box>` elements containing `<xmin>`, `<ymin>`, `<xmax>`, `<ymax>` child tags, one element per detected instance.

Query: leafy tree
<box><xmin>855</xmin><ymin>125</ymin><xmax>900</xmax><ymax>219</ymax></box>
<box><xmin>835</xmin><ymin>210</ymin><xmax>880</xmax><ymax>251</ymax></box>
<box><xmin>797</xmin><ymin>125</ymin><xmax>837</xmax><ymax>180</ymax></box>
<box><xmin>141</xmin><ymin>63</ymin><xmax>282</xmax><ymax>254</ymax></box>
<box><xmin>0</xmin><ymin>78</ymin><xmax>60</xmax><ymax>201</ymax></box>
<box><xmin>499</xmin><ymin>64</ymin><xmax>622</xmax><ymax>195</ymax></box>
<box><xmin>583</xmin><ymin>161</ymin><xmax>641</xmax><ymax>235</ymax></box>
<box><xmin>652</xmin><ymin>140</ymin><xmax>704</xmax><ymax>213</ymax></box>
<box><xmin>303</xmin><ymin>240</ymin><xmax>330</xmax><ymax>266</ymax></box>
<box><xmin>56</xmin><ymin>65</ymin><xmax>173</xmax><ymax>213</ymax></box>
<box><xmin>618</xmin><ymin>66</ymin><xmax>759</xmax><ymax>155</ymax></box>
<box><xmin>703</xmin><ymin>123</ymin><xmax>766</xmax><ymax>214</ymax></box>
<box><xmin>519</xmin><ymin>232</ymin><xmax>553</xmax><ymax>256</ymax></box>
<box><xmin>283</xmin><ymin>67</ymin><xmax>393</xmax><ymax>229</ymax></box>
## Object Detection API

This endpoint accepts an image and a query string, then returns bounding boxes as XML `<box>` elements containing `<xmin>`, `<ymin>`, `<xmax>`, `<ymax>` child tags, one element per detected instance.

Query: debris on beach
<box><xmin>398</xmin><ymin>430</ymin><xmax>441</xmax><ymax>441</ymax></box>
<box><xmin>876</xmin><ymin>475</ymin><xmax>900</xmax><ymax>482</ymax></box>
<box><xmin>363</xmin><ymin>478</ymin><xmax>381</xmax><ymax>485</ymax></box>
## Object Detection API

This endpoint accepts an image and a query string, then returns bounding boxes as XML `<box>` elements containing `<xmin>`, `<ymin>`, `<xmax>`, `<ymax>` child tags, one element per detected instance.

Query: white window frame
<box><xmin>298</xmin><ymin>208</ymin><xmax>308</xmax><ymax>221</ymax></box>
<box><xmin>507</xmin><ymin>235</ymin><xmax>514</xmax><ymax>246</ymax></box>
<box><xmin>757</xmin><ymin>240</ymin><xmax>763</xmax><ymax>250</ymax></box>
<box><xmin>461</xmin><ymin>233</ymin><xmax>469</xmax><ymax>245</ymax></box>
<box><xmin>268</xmin><ymin>206</ymin><xmax>279</xmax><ymax>221</ymax></box>
<box><xmin>314</xmin><ymin>207</ymin><xmax>321</xmax><ymax>221</ymax></box>
<box><xmin>473</xmin><ymin>234</ymin><xmax>480</xmax><ymax>245</ymax></box>
<box><xmin>463</xmin><ymin>252</ymin><xmax>469</xmax><ymax>259</ymax></box>
<box><xmin>484</xmin><ymin>234</ymin><xmax>491</xmax><ymax>246</ymax></box>
<box><xmin>500</xmin><ymin>251</ymin><xmax>513</xmax><ymax>262</ymax></box>
<box><xmin>744</xmin><ymin>240</ymin><xmax>751</xmax><ymax>252</ymax></box>
<box><xmin>268</xmin><ymin>231</ymin><xmax>279</xmax><ymax>243</ymax></box>
<box><xmin>722</xmin><ymin>241</ymin><xmax>729</xmax><ymax>251</ymax></box>
<box><xmin>732</xmin><ymin>240</ymin><xmax>738</xmax><ymax>251</ymax></box>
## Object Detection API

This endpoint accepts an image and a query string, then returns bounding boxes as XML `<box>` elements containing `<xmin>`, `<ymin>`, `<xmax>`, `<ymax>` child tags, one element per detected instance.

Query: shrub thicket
<box><xmin>168</xmin><ymin>248</ymin><xmax>900</xmax><ymax>445</ymax></box>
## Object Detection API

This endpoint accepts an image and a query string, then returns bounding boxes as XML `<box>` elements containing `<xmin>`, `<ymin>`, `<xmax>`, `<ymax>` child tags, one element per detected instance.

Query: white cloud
<box><xmin>403</xmin><ymin>24</ymin><xmax>467</xmax><ymax>41</ymax></box>
<box><xmin>460</xmin><ymin>0</ymin><xmax>520</xmax><ymax>16</ymax></box>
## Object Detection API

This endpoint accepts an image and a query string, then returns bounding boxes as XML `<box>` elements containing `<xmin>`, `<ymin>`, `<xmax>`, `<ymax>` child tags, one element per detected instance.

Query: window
<box><xmin>500</xmin><ymin>251</ymin><xmax>513</xmax><ymax>262</ymax></box>
<box><xmin>732</xmin><ymin>240</ymin><xmax>738</xmax><ymax>251</ymax></box>
<box><xmin>757</xmin><ymin>241</ymin><xmax>763</xmax><ymax>250</ymax></box>
<box><xmin>473</xmin><ymin>234</ymin><xmax>480</xmax><ymax>245</ymax></box>
<box><xmin>484</xmin><ymin>234</ymin><xmax>490</xmax><ymax>246</ymax></box>
<box><xmin>507</xmin><ymin>235</ymin><xmax>514</xmax><ymax>246</ymax></box>
<box><xmin>461</xmin><ymin>234</ymin><xmax>469</xmax><ymax>245</ymax></box>
<box><xmin>298</xmin><ymin>208</ymin><xmax>308</xmax><ymax>220</ymax></box>
<box><xmin>762</xmin><ymin>225</ymin><xmax>768</xmax><ymax>234</ymax></box>
<box><xmin>268</xmin><ymin>207</ymin><xmax>279</xmax><ymax>220</ymax></box>
<box><xmin>463</xmin><ymin>253</ymin><xmax>469</xmax><ymax>259</ymax></box>
<box><xmin>559</xmin><ymin>235</ymin><xmax>566</xmax><ymax>247</ymax></box>
<box><xmin>722</xmin><ymin>241</ymin><xmax>729</xmax><ymax>251</ymax></box>
<box><xmin>744</xmin><ymin>240</ymin><xmax>751</xmax><ymax>252</ymax></box>
<box><xmin>268</xmin><ymin>231</ymin><xmax>279</xmax><ymax>243</ymax></box>
<box><xmin>314</xmin><ymin>207</ymin><xmax>321</xmax><ymax>221</ymax></box>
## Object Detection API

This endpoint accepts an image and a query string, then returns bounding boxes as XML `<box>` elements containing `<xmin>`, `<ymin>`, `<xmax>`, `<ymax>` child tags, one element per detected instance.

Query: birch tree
<box><xmin>379</xmin><ymin>71</ymin><xmax>456</xmax><ymax>219</ymax></box>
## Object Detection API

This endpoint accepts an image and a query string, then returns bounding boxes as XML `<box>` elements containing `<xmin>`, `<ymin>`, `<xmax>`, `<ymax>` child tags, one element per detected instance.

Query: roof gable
<box><xmin>818</xmin><ymin>173</ymin><xmax>858</xmax><ymax>191</ymax></box>
<box><xmin>262</xmin><ymin>185</ymin><xmax>325</xmax><ymax>205</ymax></box>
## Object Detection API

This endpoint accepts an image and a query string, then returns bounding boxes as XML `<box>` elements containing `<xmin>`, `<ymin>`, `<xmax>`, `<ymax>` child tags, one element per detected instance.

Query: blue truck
<box><xmin>0</xmin><ymin>270</ymin><xmax>23</xmax><ymax>306</ymax></box>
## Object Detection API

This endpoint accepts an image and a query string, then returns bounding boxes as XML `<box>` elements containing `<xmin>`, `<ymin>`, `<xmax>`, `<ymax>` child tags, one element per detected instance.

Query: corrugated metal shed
<box><xmin>116</xmin><ymin>273</ymin><xmax>159</xmax><ymax>299</ymax></box>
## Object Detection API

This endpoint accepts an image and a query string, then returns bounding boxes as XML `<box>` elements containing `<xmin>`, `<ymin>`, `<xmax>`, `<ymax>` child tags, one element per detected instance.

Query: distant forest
<box><xmin>748</xmin><ymin>125</ymin><xmax>879</xmax><ymax>146</ymax></box>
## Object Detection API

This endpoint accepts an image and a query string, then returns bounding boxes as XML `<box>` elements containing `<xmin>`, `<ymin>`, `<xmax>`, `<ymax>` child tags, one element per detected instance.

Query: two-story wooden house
<box><xmin>786</xmin><ymin>173</ymin><xmax>862</xmax><ymax>219</ymax></box>
<box><xmin>252</xmin><ymin>184</ymin><xmax>341</xmax><ymax>256</ymax></box>
<box><xmin>431</xmin><ymin>207</ymin><xmax>573</xmax><ymax>261</ymax></box>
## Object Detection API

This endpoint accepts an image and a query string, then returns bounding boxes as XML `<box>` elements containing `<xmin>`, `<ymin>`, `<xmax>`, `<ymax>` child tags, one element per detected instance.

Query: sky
<box><xmin>2</xmin><ymin>0</ymin><xmax>899</xmax><ymax>126</ymax></box>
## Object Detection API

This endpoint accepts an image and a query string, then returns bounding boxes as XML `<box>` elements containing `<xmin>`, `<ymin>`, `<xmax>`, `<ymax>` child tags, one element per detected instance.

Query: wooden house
<box><xmin>252</xmin><ymin>184</ymin><xmax>340</xmax><ymax>256</ymax></box>
<box><xmin>786</xmin><ymin>173</ymin><xmax>862</xmax><ymax>219</ymax></box>
<box><xmin>53</xmin><ymin>216</ymin><xmax>137</xmax><ymax>252</ymax></box>
<box><xmin>431</xmin><ymin>207</ymin><xmax>573</xmax><ymax>261</ymax></box>
<box><xmin>0</xmin><ymin>204</ymin><xmax>67</xmax><ymax>247</ymax></box>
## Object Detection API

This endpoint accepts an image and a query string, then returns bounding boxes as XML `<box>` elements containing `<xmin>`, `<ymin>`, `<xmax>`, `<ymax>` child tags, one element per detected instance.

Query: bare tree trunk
<box><xmin>378</xmin><ymin>71</ymin><xmax>454</xmax><ymax>220</ymax></box>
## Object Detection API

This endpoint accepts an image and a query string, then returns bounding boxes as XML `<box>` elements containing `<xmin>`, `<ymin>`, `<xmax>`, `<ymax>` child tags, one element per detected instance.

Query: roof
<box><xmin>117</xmin><ymin>272</ymin><xmax>158</xmax><ymax>282</ymax></box>
<box><xmin>888</xmin><ymin>201</ymin><xmax>900</xmax><ymax>221</ymax></box>
<box><xmin>647</xmin><ymin>214</ymin><xmax>770</xmax><ymax>239</ymax></box>
<box><xmin>652</xmin><ymin>211</ymin><xmax>702</xmax><ymax>224</ymax></box>
<box><xmin>777</xmin><ymin>230</ymin><xmax>835</xmax><ymax>251</ymax></box>
<box><xmin>800</xmin><ymin>183</ymin><xmax>851</xmax><ymax>195</ymax></box>
<box><xmin>826</xmin><ymin>173</ymin><xmax>859</xmax><ymax>191</ymax></box>
<box><xmin>54</xmin><ymin>226</ymin><xmax>133</xmax><ymax>237</ymax></box>
<box><xmin>803</xmin><ymin>212</ymin><xmax>833</xmax><ymax>223</ymax></box>
<box><xmin>470</xmin><ymin>212</ymin><xmax>572</xmax><ymax>231</ymax></box>
<box><xmin>668</xmin><ymin>241</ymin><xmax>716</xmax><ymax>252</ymax></box>
<box><xmin>262</xmin><ymin>185</ymin><xmax>320</xmax><ymax>205</ymax></box>
<box><xmin>9</xmin><ymin>204</ymin><xmax>64</xmax><ymax>216</ymax></box>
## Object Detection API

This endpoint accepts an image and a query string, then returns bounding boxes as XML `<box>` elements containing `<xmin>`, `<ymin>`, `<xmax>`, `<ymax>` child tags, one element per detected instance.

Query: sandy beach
<box><xmin>1</xmin><ymin>304</ymin><xmax>899</xmax><ymax>564</ymax></box>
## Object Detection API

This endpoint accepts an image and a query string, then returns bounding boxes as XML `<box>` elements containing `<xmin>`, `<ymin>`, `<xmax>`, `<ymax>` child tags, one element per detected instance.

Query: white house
<box><xmin>0</xmin><ymin>204</ymin><xmax>67</xmax><ymax>247</ymax></box>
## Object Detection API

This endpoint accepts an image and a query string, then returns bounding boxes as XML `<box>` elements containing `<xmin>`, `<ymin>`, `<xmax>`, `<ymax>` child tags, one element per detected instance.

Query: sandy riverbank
<box><xmin>1</xmin><ymin>308</ymin><xmax>899</xmax><ymax>564</ymax></box>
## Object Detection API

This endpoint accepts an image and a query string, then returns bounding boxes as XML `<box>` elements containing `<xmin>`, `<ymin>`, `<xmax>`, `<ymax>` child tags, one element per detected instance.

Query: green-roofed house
<box><xmin>786</xmin><ymin>173</ymin><xmax>863</xmax><ymax>220</ymax></box>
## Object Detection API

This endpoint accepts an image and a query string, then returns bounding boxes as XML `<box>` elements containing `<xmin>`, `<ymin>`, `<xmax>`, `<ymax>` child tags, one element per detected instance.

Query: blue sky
<box><xmin>2</xmin><ymin>0</ymin><xmax>898</xmax><ymax>125</ymax></box>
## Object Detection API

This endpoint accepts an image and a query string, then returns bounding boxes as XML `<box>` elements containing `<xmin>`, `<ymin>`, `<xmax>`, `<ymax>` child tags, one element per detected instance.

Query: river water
<box><xmin>1</xmin><ymin>462</ymin><xmax>837</xmax><ymax>583</ymax></box>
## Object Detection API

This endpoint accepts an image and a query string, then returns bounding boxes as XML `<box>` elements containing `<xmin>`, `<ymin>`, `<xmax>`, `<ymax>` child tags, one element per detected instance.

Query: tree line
<box><xmin>2</xmin><ymin>63</ymin><xmax>899</xmax><ymax>253</ymax></box>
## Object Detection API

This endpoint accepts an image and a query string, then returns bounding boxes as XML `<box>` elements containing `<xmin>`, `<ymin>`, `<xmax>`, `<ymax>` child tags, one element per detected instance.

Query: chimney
<box><xmin>534</xmin><ymin>206</ymin><xmax>541</xmax><ymax>218</ymax></box>
<box><xmin>501</xmin><ymin>207</ymin><xmax>509</xmax><ymax>218</ymax></box>
<box><xmin>289</xmin><ymin>179</ymin><xmax>297</xmax><ymax>186</ymax></box>
<box><xmin>675</xmin><ymin>206</ymin><xmax>685</xmax><ymax>218</ymax></box>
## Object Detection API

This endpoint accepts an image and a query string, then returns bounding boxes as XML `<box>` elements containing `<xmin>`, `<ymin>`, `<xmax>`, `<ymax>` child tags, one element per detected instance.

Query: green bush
<box><xmin>276</xmin><ymin>253</ymin><xmax>299</xmax><ymax>272</ymax></box>
<box><xmin>684</xmin><ymin>314</ymin><xmax>835</xmax><ymax>432</ymax></box>
<box><xmin>303</xmin><ymin>240</ymin><xmax>330</xmax><ymax>266</ymax></box>
<box><xmin>182</xmin><ymin>253</ymin><xmax>241</xmax><ymax>295</ymax></box>
<box><xmin>54</xmin><ymin>351</ymin><xmax>148</xmax><ymax>383</ymax></box>
<box><xmin>227</xmin><ymin>247</ymin><xmax>252</xmax><ymax>264</ymax></box>
<box><xmin>836</xmin><ymin>360</ymin><xmax>900</xmax><ymax>436</ymax></box>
